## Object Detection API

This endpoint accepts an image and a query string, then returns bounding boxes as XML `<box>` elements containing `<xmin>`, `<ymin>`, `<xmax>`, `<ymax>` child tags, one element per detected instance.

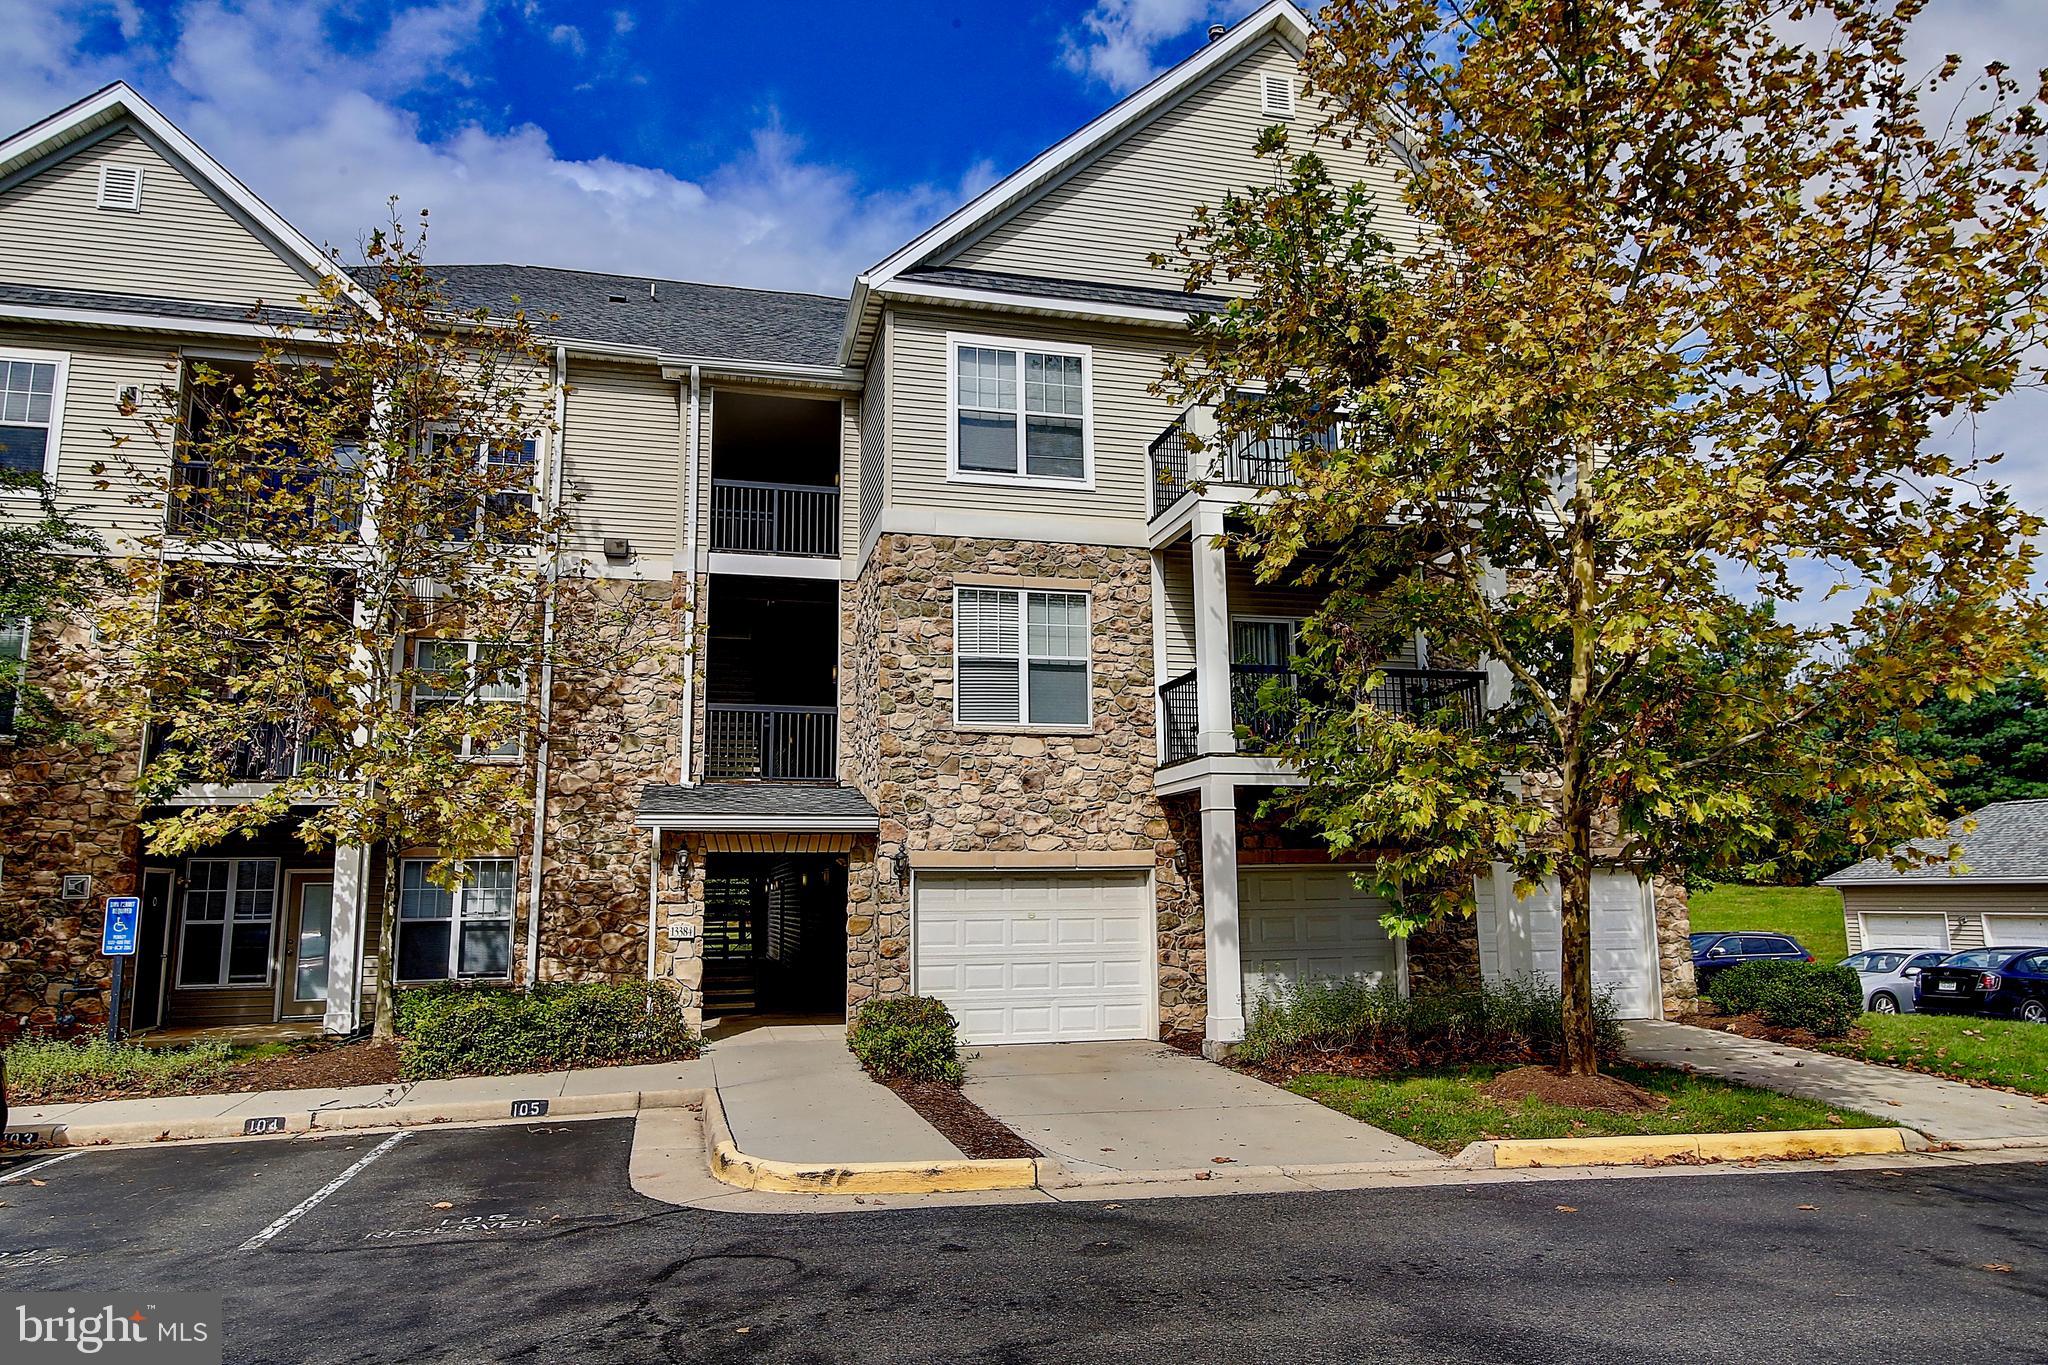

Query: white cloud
<box><xmin>547</xmin><ymin>23</ymin><xmax>584</xmax><ymax>57</ymax></box>
<box><xmin>1060</xmin><ymin>0</ymin><xmax>1262</xmax><ymax>94</ymax></box>
<box><xmin>0</xmin><ymin>0</ymin><xmax>985</xmax><ymax>293</ymax></box>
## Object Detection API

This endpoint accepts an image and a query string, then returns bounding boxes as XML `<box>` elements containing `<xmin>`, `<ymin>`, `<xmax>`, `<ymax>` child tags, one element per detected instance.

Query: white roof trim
<box><xmin>0</xmin><ymin>301</ymin><xmax>316</xmax><ymax>340</ymax></box>
<box><xmin>873</xmin><ymin>278</ymin><xmax>1205</xmax><ymax>329</ymax></box>
<box><xmin>858</xmin><ymin>1</ymin><xmax>1312</xmax><ymax>289</ymax></box>
<box><xmin>0</xmin><ymin>82</ymin><xmax>379</xmax><ymax>314</ymax></box>
<box><xmin>632</xmin><ymin>813</ymin><xmax>882</xmax><ymax>832</ymax></box>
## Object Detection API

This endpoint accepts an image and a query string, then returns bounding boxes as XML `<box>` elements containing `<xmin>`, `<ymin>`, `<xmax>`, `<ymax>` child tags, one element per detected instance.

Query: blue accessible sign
<box><xmin>101</xmin><ymin>895</ymin><xmax>141</xmax><ymax>956</ymax></box>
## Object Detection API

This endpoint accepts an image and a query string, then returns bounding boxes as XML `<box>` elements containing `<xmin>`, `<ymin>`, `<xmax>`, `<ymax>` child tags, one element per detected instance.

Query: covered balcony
<box><xmin>700</xmin><ymin>574</ymin><xmax>840</xmax><ymax>784</ymax></box>
<box><xmin>707</xmin><ymin>391</ymin><xmax>841</xmax><ymax>562</ymax></box>
<box><xmin>1156</xmin><ymin>662</ymin><xmax>1485</xmax><ymax>766</ymax></box>
<box><xmin>1151</xmin><ymin>405</ymin><xmax>1342</xmax><ymax>521</ymax></box>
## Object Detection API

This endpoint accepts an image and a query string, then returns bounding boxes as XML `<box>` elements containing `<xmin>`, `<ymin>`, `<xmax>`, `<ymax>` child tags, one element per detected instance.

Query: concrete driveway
<box><xmin>962</xmin><ymin>1041</ymin><xmax>1435</xmax><ymax>1174</ymax></box>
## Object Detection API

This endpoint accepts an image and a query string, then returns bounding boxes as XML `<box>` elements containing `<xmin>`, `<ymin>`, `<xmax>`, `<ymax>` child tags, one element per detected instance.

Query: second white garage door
<box><xmin>1475</xmin><ymin>869</ymin><xmax>1662</xmax><ymax>1019</ymax></box>
<box><xmin>913</xmin><ymin>872</ymin><xmax>1152</xmax><ymax>1044</ymax></box>
<box><xmin>1857</xmin><ymin>912</ymin><xmax>1950</xmax><ymax>951</ymax></box>
<box><xmin>1239</xmin><ymin>867</ymin><xmax>1399</xmax><ymax>1004</ymax></box>
<box><xmin>1982</xmin><ymin>914</ymin><xmax>2048</xmax><ymax>946</ymax></box>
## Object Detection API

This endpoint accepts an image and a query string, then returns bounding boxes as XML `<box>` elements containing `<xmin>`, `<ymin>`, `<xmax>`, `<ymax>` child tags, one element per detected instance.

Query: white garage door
<box><xmin>913</xmin><ymin>872</ymin><xmax>1151</xmax><ymax>1044</ymax></box>
<box><xmin>1858</xmin><ymin>912</ymin><xmax>1950</xmax><ymax>951</ymax></box>
<box><xmin>1477</xmin><ymin>869</ymin><xmax>1662</xmax><ymax>1019</ymax></box>
<box><xmin>1982</xmin><ymin>914</ymin><xmax>2048</xmax><ymax>946</ymax></box>
<box><xmin>1240</xmin><ymin>867</ymin><xmax>1398</xmax><ymax>1004</ymax></box>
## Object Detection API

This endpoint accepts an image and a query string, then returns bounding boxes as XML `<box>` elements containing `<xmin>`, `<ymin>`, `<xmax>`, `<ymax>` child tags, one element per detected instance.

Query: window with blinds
<box><xmin>955</xmin><ymin>587</ymin><xmax>1090</xmax><ymax>727</ymax></box>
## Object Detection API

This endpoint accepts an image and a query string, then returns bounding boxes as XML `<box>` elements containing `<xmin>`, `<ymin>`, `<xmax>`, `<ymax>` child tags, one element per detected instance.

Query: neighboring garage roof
<box><xmin>635</xmin><ymin>783</ymin><xmax>879</xmax><ymax>831</ymax></box>
<box><xmin>361</xmin><ymin>264</ymin><xmax>848</xmax><ymax>367</ymax></box>
<box><xmin>1822</xmin><ymin>800</ymin><xmax>2048</xmax><ymax>886</ymax></box>
<box><xmin>894</xmin><ymin>266</ymin><xmax>1231</xmax><ymax>317</ymax></box>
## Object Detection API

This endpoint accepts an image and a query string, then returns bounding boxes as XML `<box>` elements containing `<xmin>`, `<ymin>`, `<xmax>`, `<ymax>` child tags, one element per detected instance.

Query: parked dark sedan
<box><xmin>1915</xmin><ymin>947</ymin><xmax>2048</xmax><ymax>1022</ymax></box>
<box><xmin>1690</xmin><ymin>931</ymin><xmax>1814</xmax><ymax>985</ymax></box>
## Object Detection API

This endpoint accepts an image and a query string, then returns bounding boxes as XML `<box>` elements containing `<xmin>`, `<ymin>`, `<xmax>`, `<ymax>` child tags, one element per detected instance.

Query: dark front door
<box><xmin>129</xmin><ymin>868</ymin><xmax>175</xmax><ymax>1032</ymax></box>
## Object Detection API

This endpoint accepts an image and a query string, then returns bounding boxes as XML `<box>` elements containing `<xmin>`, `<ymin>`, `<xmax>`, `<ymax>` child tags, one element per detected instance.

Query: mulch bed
<box><xmin>882</xmin><ymin>1078</ymin><xmax>1040</xmax><ymax>1160</ymax></box>
<box><xmin>1478</xmin><ymin>1064</ymin><xmax>1666</xmax><ymax>1113</ymax></box>
<box><xmin>15</xmin><ymin>1038</ymin><xmax>405</xmax><ymax>1105</ymax></box>
<box><xmin>1232</xmin><ymin>1039</ymin><xmax>1618</xmax><ymax>1088</ymax></box>
<box><xmin>1676</xmin><ymin>1008</ymin><xmax>1866</xmax><ymax>1051</ymax></box>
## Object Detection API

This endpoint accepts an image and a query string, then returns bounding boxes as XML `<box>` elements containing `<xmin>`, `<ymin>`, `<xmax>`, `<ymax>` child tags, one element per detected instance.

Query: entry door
<box><xmin>130</xmin><ymin>868</ymin><xmax>175</xmax><ymax>1032</ymax></box>
<box><xmin>281</xmin><ymin>876</ymin><xmax>335</xmax><ymax>1020</ymax></box>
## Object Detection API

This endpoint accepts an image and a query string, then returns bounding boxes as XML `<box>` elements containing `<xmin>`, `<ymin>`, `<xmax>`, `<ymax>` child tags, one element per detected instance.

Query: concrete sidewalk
<box><xmin>9</xmin><ymin>1055</ymin><xmax>713</xmax><ymax>1134</ymax></box>
<box><xmin>1625</xmin><ymin>1018</ymin><xmax>2048</xmax><ymax>1144</ymax></box>
<box><xmin>963</xmin><ymin>1040</ymin><xmax>1436</xmax><ymax>1174</ymax></box>
<box><xmin>704</xmin><ymin>1018</ymin><xmax>963</xmax><ymax>1164</ymax></box>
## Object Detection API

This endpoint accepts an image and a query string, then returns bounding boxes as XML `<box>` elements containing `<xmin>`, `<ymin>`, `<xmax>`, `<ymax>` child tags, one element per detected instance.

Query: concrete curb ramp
<box><xmin>699</xmin><ymin>1087</ymin><xmax>1037</xmax><ymax>1195</ymax></box>
<box><xmin>4</xmin><ymin>1088</ymin><xmax>702</xmax><ymax>1149</ymax></box>
<box><xmin>1479</xmin><ymin>1126</ymin><xmax>1914</xmax><ymax>1169</ymax></box>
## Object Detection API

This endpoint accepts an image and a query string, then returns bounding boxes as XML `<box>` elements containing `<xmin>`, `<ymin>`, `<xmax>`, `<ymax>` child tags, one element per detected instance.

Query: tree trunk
<box><xmin>1556</xmin><ymin>804</ymin><xmax>1599</xmax><ymax>1076</ymax></box>
<box><xmin>371</xmin><ymin>838</ymin><xmax>400</xmax><ymax>1039</ymax></box>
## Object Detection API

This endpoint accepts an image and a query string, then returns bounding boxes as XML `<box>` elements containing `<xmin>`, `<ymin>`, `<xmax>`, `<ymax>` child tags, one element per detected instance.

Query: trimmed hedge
<box><xmin>394</xmin><ymin>980</ymin><xmax>700</xmax><ymax>1080</ymax></box>
<box><xmin>1239</xmin><ymin>975</ymin><xmax>1624</xmax><ymax>1068</ymax></box>
<box><xmin>1703</xmin><ymin>960</ymin><xmax>1862</xmax><ymax>1037</ymax></box>
<box><xmin>847</xmin><ymin>995</ymin><xmax>964</xmax><ymax>1083</ymax></box>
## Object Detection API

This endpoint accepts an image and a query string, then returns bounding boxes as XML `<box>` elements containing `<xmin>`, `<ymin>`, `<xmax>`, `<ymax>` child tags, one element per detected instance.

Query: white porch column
<box><xmin>1190</xmin><ymin>505</ymin><xmax>1235</xmax><ymax>758</ymax></box>
<box><xmin>1200</xmin><ymin>774</ymin><xmax>1245</xmax><ymax>1050</ymax></box>
<box><xmin>325</xmin><ymin>844</ymin><xmax>372</xmax><ymax>1034</ymax></box>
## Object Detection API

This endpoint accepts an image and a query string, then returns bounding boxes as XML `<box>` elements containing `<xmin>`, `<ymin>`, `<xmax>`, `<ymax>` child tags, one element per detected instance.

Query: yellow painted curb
<box><xmin>1491</xmin><ymin>1127</ymin><xmax>1907</xmax><ymax>1169</ymax></box>
<box><xmin>699</xmin><ymin>1087</ymin><xmax>1039</xmax><ymax>1195</ymax></box>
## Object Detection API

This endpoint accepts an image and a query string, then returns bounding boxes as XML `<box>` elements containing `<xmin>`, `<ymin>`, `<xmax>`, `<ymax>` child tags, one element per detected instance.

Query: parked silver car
<box><xmin>1840</xmin><ymin>949</ymin><xmax>1952</xmax><ymax>1014</ymax></box>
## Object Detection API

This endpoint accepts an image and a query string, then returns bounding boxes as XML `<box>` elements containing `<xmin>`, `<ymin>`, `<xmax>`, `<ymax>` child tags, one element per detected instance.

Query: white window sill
<box><xmin>947</xmin><ymin>470</ymin><xmax>1094</xmax><ymax>492</ymax></box>
<box><xmin>952</xmin><ymin>724</ymin><xmax>1096</xmax><ymax>737</ymax></box>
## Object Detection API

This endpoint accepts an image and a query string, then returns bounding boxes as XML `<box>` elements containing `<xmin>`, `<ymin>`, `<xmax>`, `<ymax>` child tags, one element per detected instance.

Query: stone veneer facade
<box><xmin>841</xmin><ymin>532</ymin><xmax>1194</xmax><ymax>1012</ymax></box>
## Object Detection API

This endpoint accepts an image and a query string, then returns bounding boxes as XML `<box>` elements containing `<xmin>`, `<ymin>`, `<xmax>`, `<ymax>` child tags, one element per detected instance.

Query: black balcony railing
<box><xmin>1158</xmin><ymin>664</ymin><xmax>1486</xmax><ymax>765</ymax></box>
<box><xmin>169</xmin><ymin>459</ymin><xmax>362</xmax><ymax>539</ymax></box>
<box><xmin>710</xmin><ymin>480</ymin><xmax>839</xmax><ymax>558</ymax></box>
<box><xmin>1149</xmin><ymin>417</ymin><xmax>1193</xmax><ymax>518</ymax></box>
<box><xmin>146</xmin><ymin>716</ymin><xmax>318</xmax><ymax>784</ymax></box>
<box><xmin>1149</xmin><ymin>410</ymin><xmax>1327</xmax><ymax>519</ymax></box>
<box><xmin>704</xmin><ymin>704</ymin><xmax>837</xmax><ymax>782</ymax></box>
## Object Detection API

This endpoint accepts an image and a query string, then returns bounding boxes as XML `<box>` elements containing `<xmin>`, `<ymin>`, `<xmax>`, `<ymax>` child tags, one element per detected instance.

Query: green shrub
<box><xmin>1237</xmin><ymin>975</ymin><xmax>1623</xmax><ymax>1068</ymax></box>
<box><xmin>3</xmin><ymin>1036</ymin><xmax>237</xmax><ymax>1100</ymax></box>
<box><xmin>1706</xmin><ymin>960</ymin><xmax>1861</xmax><ymax>1037</ymax></box>
<box><xmin>847</xmin><ymin>995</ymin><xmax>964</xmax><ymax>1083</ymax></box>
<box><xmin>395</xmin><ymin>980</ymin><xmax>700</xmax><ymax>1080</ymax></box>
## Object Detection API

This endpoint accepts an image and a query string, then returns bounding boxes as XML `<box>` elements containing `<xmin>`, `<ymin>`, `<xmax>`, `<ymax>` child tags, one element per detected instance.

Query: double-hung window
<box><xmin>951</xmin><ymin>337</ymin><xmax>1089</xmax><ymax>483</ymax></box>
<box><xmin>955</xmin><ymin>587</ymin><xmax>1090</xmax><ymax>728</ymax></box>
<box><xmin>425</xmin><ymin>431</ymin><xmax>541</xmax><ymax>540</ymax></box>
<box><xmin>0</xmin><ymin>619</ymin><xmax>24</xmax><ymax>735</ymax></box>
<box><xmin>413</xmin><ymin>638</ymin><xmax>525</xmax><ymax>760</ymax></box>
<box><xmin>177</xmin><ymin>858</ymin><xmax>278</xmax><ymax>988</ymax></box>
<box><xmin>397</xmin><ymin>858</ymin><xmax>515</xmax><ymax>981</ymax></box>
<box><xmin>0</xmin><ymin>349</ymin><xmax>65</xmax><ymax>488</ymax></box>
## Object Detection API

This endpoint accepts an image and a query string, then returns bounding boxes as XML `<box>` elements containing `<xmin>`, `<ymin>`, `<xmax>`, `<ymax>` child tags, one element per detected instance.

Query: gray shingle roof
<box><xmin>0</xmin><ymin>280</ymin><xmax>320</xmax><ymax>329</ymax></box>
<box><xmin>636</xmin><ymin>783</ymin><xmax>878</xmax><ymax>828</ymax></box>
<box><xmin>1822</xmin><ymin>799</ymin><xmax>2048</xmax><ymax>885</ymax></box>
<box><xmin>355</xmin><ymin>264</ymin><xmax>848</xmax><ymax>366</ymax></box>
<box><xmin>897</xmin><ymin>266</ymin><xmax>1228</xmax><ymax>316</ymax></box>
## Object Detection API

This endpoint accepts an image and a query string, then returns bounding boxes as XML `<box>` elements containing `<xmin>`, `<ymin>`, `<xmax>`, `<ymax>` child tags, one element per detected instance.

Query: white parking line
<box><xmin>1</xmin><ymin>1151</ymin><xmax>84</xmax><ymax>1183</ymax></box>
<box><xmin>239</xmin><ymin>1132</ymin><xmax>409</xmax><ymax>1252</ymax></box>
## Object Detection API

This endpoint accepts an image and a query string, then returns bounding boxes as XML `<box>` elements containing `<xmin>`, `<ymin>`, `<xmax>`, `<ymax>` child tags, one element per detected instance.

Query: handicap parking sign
<box><xmin>101</xmin><ymin>895</ymin><xmax>140</xmax><ymax>955</ymax></box>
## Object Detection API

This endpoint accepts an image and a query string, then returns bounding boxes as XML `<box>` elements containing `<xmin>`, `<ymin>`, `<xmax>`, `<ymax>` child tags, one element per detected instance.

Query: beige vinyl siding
<box><xmin>886</xmin><ymin>306</ymin><xmax>1183</xmax><ymax>530</ymax></box>
<box><xmin>1157</xmin><ymin>544</ymin><xmax>1420</xmax><ymax>678</ymax></box>
<box><xmin>563</xmin><ymin>360</ymin><xmax>681</xmax><ymax>562</ymax></box>
<box><xmin>0</xmin><ymin>126</ymin><xmax>317</xmax><ymax>306</ymax></box>
<box><xmin>942</xmin><ymin>37</ymin><xmax>1426</xmax><ymax>293</ymax></box>
<box><xmin>1837</xmin><ymin>885</ymin><xmax>2035</xmax><ymax>952</ymax></box>
<box><xmin>839</xmin><ymin>394</ymin><xmax>861</xmax><ymax>565</ymax></box>
<box><xmin>1160</xmin><ymin>549</ymin><xmax>1195</xmax><ymax>675</ymax></box>
<box><xmin>0</xmin><ymin>325</ymin><xmax>179</xmax><ymax>541</ymax></box>
<box><xmin>858</xmin><ymin>325</ymin><xmax>888</xmax><ymax>552</ymax></box>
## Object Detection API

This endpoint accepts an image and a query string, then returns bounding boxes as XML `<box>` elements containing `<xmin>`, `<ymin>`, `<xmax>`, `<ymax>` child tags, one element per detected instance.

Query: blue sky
<box><xmin>0</xmin><ymin>0</ymin><xmax>1267</xmax><ymax>293</ymax></box>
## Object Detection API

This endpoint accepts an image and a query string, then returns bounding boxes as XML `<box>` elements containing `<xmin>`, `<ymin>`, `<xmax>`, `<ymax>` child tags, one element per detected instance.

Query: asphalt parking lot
<box><xmin>4</xmin><ymin>1118</ymin><xmax>2048</xmax><ymax>1363</ymax></box>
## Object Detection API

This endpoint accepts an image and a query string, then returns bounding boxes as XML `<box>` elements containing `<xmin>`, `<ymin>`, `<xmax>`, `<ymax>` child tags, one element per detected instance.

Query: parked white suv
<box><xmin>1840</xmin><ymin>949</ymin><xmax>1952</xmax><ymax>1014</ymax></box>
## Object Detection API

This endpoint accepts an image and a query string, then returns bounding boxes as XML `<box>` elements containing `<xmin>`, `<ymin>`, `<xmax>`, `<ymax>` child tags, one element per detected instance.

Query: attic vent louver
<box><xmin>97</xmin><ymin>163</ymin><xmax>144</xmax><ymax>211</ymax></box>
<box><xmin>607</xmin><ymin>292</ymin><xmax>628</xmax><ymax>303</ymax></box>
<box><xmin>1260</xmin><ymin>71</ymin><xmax>1296</xmax><ymax>118</ymax></box>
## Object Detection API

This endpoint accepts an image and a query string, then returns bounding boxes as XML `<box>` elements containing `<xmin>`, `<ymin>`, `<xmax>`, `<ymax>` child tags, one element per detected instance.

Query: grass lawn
<box><xmin>1290</xmin><ymin>1063</ymin><xmax>1892</xmax><ymax>1154</ymax></box>
<box><xmin>1689</xmin><ymin>883</ymin><xmax>1848</xmax><ymax>962</ymax></box>
<box><xmin>2</xmin><ymin>1037</ymin><xmax>292</xmax><ymax>1102</ymax></box>
<box><xmin>1821</xmin><ymin>1013</ymin><xmax>2048</xmax><ymax>1097</ymax></box>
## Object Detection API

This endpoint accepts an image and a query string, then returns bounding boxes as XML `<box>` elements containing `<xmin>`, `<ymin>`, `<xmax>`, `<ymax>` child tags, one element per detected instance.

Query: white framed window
<box><xmin>1231</xmin><ymin>617</ymin><xmax>1299</xmax><ymax>668</ymax></box>
<box><xmin>176</xmin><ymin>858</ymin><xmax>278</xmax><ymax>988</ymax></box>
<box><xmin>424</xmin><ymin>430</ymin><xmax>542</xmax><ymax>539</ymax></box>
<box><xmin>96</xmin><ymin>163</ymin><xmax>144</xmax><ymax>211</ymax></box>
<box><xmin>0</xmin><ymin>619</ymin><xmax>23</xmax><ymax>736</ymax></box>
<box><xmin>947</xmin><ymin>335</ymin><xmax>1091</xmax><ymax>485</ymax></box>
<box><xmin>0</xmin><ymin>348</ymin><xmax>67</xmax><ymax>490</ymax></box>
<box><xmin>954</xmin><ymin>587</ymin><xmax>1091</xmax><ymax>728</ymax></box>
<box><xmin>412</xmin><ymin>638</ymin><xmax>525</xmax><ymax>760</ymax></box>
<box><xmin>397</xmin><ymin>858</ymin><xmax>516</xmax><ymax>981</ymax></box>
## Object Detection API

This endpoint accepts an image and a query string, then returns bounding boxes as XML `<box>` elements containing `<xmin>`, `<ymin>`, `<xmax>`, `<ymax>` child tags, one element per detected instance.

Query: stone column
<box><xmin>1200</xmin><ymin>775</ymin><xmax>1245</xmax><ymax>1051</ymax></box>
<box><xmin>1190</xmin><ymin>506</ymin><xmax>1235</xmax><ymax>758</ymax></box>
<box><xmin>325</xmin><ymin>844</ymin><xmax>371</xmax><ymax>1035</ymax></box>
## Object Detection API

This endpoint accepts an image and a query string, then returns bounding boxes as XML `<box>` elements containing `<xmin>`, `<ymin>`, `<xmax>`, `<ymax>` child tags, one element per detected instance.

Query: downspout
<box><xmin>678</xmin><ymin>364</ymin><xmax>701</xmax><ymax>785</ymax></box>
<box><xmin>523</xmin><ymin>343</ymin><xmax>568</xmax><ymax>990</ymax></box>
<box><xmin>646</xmin><ymin>828</ymin><xmax>662</xmax><ymax>982</ymax></box>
